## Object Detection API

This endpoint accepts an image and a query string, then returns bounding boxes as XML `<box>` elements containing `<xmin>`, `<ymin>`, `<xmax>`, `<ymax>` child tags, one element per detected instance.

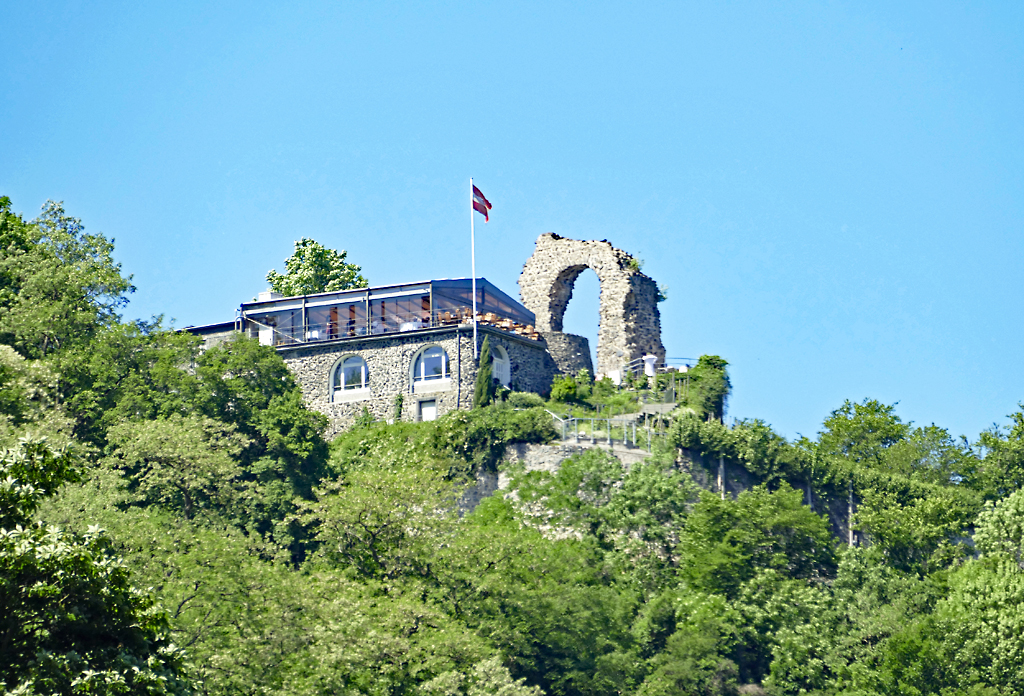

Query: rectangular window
<box><xmin>305</xmin><ymin>301</ymin><xmax>367</xmax><ymax>339</ymax></box>
<box><xmin>251</xmin><ymin>311</ymin><xmax>301</xmax><ymax>346</ymax></box>
<box><xmin>370</xmin><ymin>294</ymin><xmax>429</xmax><ymax>334</ymax></box>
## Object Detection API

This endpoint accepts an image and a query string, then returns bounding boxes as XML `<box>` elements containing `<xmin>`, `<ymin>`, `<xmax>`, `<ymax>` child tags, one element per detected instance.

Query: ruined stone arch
<box><xmin>518</xmin><ymin>233</ymin><xmax>665</xmax><ymax>380</ymax></box>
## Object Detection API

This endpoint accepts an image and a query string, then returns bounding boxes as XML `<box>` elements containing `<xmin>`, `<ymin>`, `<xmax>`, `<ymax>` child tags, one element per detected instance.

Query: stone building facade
<box><xmin>278</xmin><ymin>324</ymin><xmax>555</xmax><ymax>438</ymax></box>
<box><xmin>186</xmin><ymin>276</ymin><xmax>559</xmax><ymax>436</ymax></box>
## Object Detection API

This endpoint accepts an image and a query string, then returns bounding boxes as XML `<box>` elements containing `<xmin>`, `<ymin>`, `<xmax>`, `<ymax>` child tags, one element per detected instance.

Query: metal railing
<box><xmin>547</xmin><ymin>410</ymin><xmax>662</xmax><ymax>453</ymax></box>
<box><xmin>249</xmin><ymin>309</ymin><xmax>542</xmax><ymax>347</ymax></box>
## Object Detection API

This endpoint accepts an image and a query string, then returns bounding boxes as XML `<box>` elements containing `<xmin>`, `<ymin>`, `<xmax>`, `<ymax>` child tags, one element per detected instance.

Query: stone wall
<box><xmin>459</xmin><ymin>441</ymin><xmax>652</xmax><ymax>514</ymax></box>
<box><xmin>280</xmin><ymin>327</ymin><xmax>475</xmax><ymax>438</ymax></box>
<box><xmin>518</xmin><ymin>233</ymin><xmax>665</xmax><ymax>379</ymax></box>
<box><xmin>280</xmin><ymin>325</ymin><xmax>554</xmax><ymax>438</ymax></box>
<box><xmin>539</xmin><ymin>331</ymin><xmax>593</xmax><ymax>377</ymax></box>
<box><xmin>484</xmin><ymin>329</ymin><xmax>558</xmax><ymax>395</ymax></box>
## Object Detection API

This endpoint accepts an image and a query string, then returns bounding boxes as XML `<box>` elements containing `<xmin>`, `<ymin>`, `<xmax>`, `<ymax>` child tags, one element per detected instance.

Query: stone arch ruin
<box><xmin>518</xmin><ymin>233</ymin><xmax>665</xmax><ymax>380</ymax></box>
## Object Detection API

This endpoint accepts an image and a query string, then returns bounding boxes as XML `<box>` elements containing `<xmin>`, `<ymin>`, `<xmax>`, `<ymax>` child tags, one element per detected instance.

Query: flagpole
<box><xmin>470</xmin><ymin>177</ymin><xmax>478</xmax><ymax>359</ymax></box>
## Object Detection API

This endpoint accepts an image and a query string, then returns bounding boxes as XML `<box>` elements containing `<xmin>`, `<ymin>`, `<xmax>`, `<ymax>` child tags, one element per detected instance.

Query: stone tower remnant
<box><xmin>518</xmin><ymin>233</ymin><xmax>665</xmax><ymax>381</ymax></box>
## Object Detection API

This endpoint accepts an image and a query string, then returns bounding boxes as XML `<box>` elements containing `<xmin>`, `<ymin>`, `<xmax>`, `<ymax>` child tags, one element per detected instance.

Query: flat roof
<box><xmin>184</xmin><ymin>321</ymin><xmax>237</xmax><ymax>335</ymax></box>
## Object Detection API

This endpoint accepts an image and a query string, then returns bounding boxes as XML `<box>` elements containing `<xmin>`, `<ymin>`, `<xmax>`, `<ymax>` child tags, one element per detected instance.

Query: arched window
<box><xmin>412</xmin><ymin>346</ymin><xmax>449</xmax><ymax>382</ymax></box>
<box><xmin>492</xmin><ymin>345</ymin><xmax>511</xmax><ymax>388</ymax></box>
<box><xmin>334</xmin><ymin>355</ymin><xmax>369</xmax><ymax>394</ymax></box>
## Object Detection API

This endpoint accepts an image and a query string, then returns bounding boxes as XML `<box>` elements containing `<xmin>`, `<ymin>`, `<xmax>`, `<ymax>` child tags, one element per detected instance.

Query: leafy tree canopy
<box><xmin>676</xmin><ymin>485</ymin><xmax>836</xmax><ymax>598</ymax></box>
<box><xmin>0</xmin><ymin>198</ymin><xmax>133</xmax><ymax>360</ymax></box>
<box><xmin>1</xmin><ymin>438</ymin><xmax>191</xmax><ymax>695</ymax></box>
<box><xmin>975</xmin><ymin>406</ymin><xmax>1024</xmax><ymax>498</ymax></box>
<box><xmin>265</xmin><ymin>237</ymin><xmax>367</xmax><ymax>296</ymax></box>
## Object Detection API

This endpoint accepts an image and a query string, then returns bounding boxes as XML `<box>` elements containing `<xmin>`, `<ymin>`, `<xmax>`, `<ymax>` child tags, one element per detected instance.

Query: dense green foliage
<box><xmin>265</xmin><ymin>237</ymin><xmax>367</xmax><ymax>296</ymax></box>
<box><xmin>8</xmin><ymin>195</ymin><xmax>1024</xmax><ymax>695</ymax></box>
<box><xmin>2</xmin><ymin>438</ymin><xmax>191</xmax><ymax>695</ymax></box>
<box><xmin>659</xmin><ymin>354</ymin><xmax>732</xmax><ymax>421</ymax></box>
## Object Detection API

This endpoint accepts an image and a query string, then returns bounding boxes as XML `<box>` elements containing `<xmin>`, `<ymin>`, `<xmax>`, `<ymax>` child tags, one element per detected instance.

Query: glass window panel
<box><xmin>370</xmin><ymin>295</ymin><xmax>429</xmax><ymax>334</ymax></box>
<box><xmin>414</xmin><ymin>347</ymin><xmax>447</xmax><ymax>381</ymax></box>
<box><xmin>343</xmin><ymin>357</ymin><xmax>366</xmax><ymax>389</ymax></box>
<box><xmin>336</xmin><ymin>356</ymin><xmax>368</xmax><ymax>390</ymax></box>
<box><xmin>370</xmin><ymin>298</ymin><xmax>397</xmax><ymax>334</ymax></box>
<box><xmin>255</xmin><ymin>310</ymin><xmax>301</xmax><ymax>345</ymax></box>
<box><xmin>308</xmin><ymin>301</ymin><xmax>367</xmax><ymax>339</ymax></box>
<box><xmin>430</xmin><ymin>280</ymin><xmax>536</xmax><ymax>327</ymax></box>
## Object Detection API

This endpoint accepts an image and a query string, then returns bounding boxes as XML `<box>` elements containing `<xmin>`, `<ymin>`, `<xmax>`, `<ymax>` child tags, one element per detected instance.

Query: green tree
<box><xmin>635</xmin><ymin>592</ymin><xmax>740</xmax><ymax>696</ymax></box>
<box><xmin>510</xmin><ymin>448</ymin><xmax>698</xmax><ymax>591</ymax></box>
<box><xmin>474</xmin><ymin>336</ymin><xmax>496</xmax><ymax>408</ymax></box>
<box><xmin>854</xmin><ymin>484</ymin><xmax>977</xmax><ymax>574</ymax></box>
<box><xmin>680</xmin><ymin>355</ymin><xmax>731</xmax><ymax>421</ymax></box>
<box><xmin>0</xmin><ymin>198</ymin><xmax>134</xmax><ymax>360</ymax></box>
<box><xmin>420</xmin><ymin>657</ymin><xmax>544</xmax><ymax>696</ymax></box>
<box><xmin>65</xmin><ymin>320</ymin><xmax>202</xmax><ymax>446</ymax></box>
<box><xmin>438</xmin><ymin>497</ymin><xmax>637</xmax><ymax>696</ymax></box>
<box><xmin>0</xmin><ymin>344</ymin><xmax>73</xmax><ymax>445</ymax></box>
<box><xmin>549</xmin><ymin>374</ymin><xmax>578</xmax><ymax>404</ymax></box>
<box><xmin>924</xmin><ymin>492</ymin><xmax>1024</xmax><ymax>693</ymax></box>
<box><xmin>817</xmin><ymin>398</ymin><xmax>909</xmax><ymax>468</ymax></box>
<box><xmin>764</xmin><ymin>547</ymin><xmax>945</xmax><ymax>695</ymax></box>
<box><xmin>67</xmin><ymin>331</ymin><xmax>329</xmax><ymax>548</ymax></box>
<box><xmin>193</xmin><ymin>337</ymin><xmax>329</xmax><ymax>506</ymax></box>
<box><xmin>731</xmin><ymin>418</ymin><xmax>805</xmax><ymax>489</ymax></box>
<box><xmin>975</xmin><ymin>406</ymin><xmax>1024</xmax><ymax>498</ymax></box>
<box><xmin>42</xmin><ymin>469</ymin><xmax>320</xmax><ymax>695</ymax></box>
<box><xmin>301</xmin><ymin>460</ymin><xmax>457</xmax><ymax>581</ymax></box>
<box><xmin>677</xmin><ymin>486</ymin><xmax>835</xmax><ymax>598</ymax></box>
<box><xmin>105</xmin><ymin>414</ymin><xmax>252</xmax><ymax>520</ymax></box>
<box><xmin>669</xmin><ymin>412</ymin><xmax>735</xmax><ymax>463</ymax></box>
<box><xmin>0</xmin><ymin>436</ymin><xmax>78</xmax><ymax>527</ymax></box>
<box><xmin>0</xmin><ymin>438</ymin><xmax>191</xmax><ymax>695</ymax></box>
<box><xmin>575</xmin><ymin>368</ymin><xmax>593</xmax><ymax>400</ymax></box>
<box><xmin>265</xmin><ymin>237</ymin><xmax>367</xmax><ymax>296</ymax></box>
<box><xmin>427</xmin><ymin>405</ymin><xmax>556</xmax><ymax>476</ymax></box>
<box><xmin>974</xmin><ymin>485</ymin><xmax>1024</xmax><ymax>567</ymax></box>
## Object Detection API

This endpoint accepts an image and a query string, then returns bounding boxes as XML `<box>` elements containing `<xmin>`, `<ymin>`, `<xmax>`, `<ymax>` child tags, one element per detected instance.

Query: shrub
<box><xmin>550</xmin><ymin>375</ymin><xmax>578</xmax><ymax>403</ymax></box>
<box><xmin>593</xmin><ymin>377</ymin><xmax>616</xmax><ymax>398</ymax></box>
<box><xmin>508</xmin><ymin>392</ymin><xmax>545</xmax><ymax>409</ymax></box>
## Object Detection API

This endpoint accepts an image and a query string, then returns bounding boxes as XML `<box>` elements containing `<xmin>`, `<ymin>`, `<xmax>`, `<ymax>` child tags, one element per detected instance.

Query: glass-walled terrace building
<box><xmin>241</xmin><ymin>278</ymin><xmax>541</xmax><ymax>346</ymax></box>
<box><xmin>202</xmin><ymin>278</ymin><xmax>557</xmax><ymax>435</ymax></box>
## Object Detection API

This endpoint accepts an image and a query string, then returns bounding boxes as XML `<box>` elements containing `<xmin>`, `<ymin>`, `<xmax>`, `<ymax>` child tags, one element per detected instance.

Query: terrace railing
<box><xmin>547</xmin><ymin>410</ymin><xmax>663</xmax><ymax>453</ymax></box>
<box><xmin>251</xmin><ymin>308</ymin><xmax>541</xmax><ymax>347</ymax></box>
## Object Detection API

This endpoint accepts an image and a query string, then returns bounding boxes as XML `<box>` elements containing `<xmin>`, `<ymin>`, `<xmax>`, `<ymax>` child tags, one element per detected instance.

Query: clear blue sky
<box><xmin>2</xmin><ymin>2</ymin><xmax>1022</xmax><ymax>442</ymax></box>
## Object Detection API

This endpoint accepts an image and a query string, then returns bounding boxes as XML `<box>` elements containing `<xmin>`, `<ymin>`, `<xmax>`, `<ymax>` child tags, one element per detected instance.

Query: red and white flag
<box><xmin>472</xmin><ymin>185</ymin><xmax>492</xmax><ymax>222</ymax></box>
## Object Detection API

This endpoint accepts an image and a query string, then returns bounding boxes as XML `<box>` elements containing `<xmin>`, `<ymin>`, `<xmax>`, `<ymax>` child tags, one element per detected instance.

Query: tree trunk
<box><xmin>847</xmin><ymin>480</ymin><xmax>854</xmax><ymax>547</ymax></box>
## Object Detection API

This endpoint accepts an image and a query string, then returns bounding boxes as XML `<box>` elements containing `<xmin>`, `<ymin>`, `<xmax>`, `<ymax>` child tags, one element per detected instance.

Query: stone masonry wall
<box><xmin>539</xmin><ymin>331</ymin><xmax>594</xmax><ymax>377</ymax></box>
<box><xmin>280</xmin><ymin>326</ymin><xmax>554</xmax><ymax>438</ymax></box>
<box><xmin>518</xmin><ymin>233</ymin><xmax>665</xmax><ymax>379</ymax></box>
<box><xmin>281</xmin><ymin>327</ymin><xmax>476</xmax><ymax>438</ymax></box>
<box><xmin>487</xmin><ymin>329</ymin><xmax>559</xmax><ymax>395</ymax></box>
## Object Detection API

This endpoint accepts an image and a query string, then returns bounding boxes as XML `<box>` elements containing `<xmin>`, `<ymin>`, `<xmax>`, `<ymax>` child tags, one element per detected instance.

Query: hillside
<box><xmin>4</xmin><ymin>196</ymin><xmax>1024</xmax><ymax>695</ymax></box>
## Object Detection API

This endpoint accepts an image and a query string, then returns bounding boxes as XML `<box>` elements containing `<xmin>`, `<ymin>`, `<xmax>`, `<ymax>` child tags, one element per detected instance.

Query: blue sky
<box><xmin>2</xmin><ymin>1</ymin><xmax>1022</xmax><ymax>441</ymax></box>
